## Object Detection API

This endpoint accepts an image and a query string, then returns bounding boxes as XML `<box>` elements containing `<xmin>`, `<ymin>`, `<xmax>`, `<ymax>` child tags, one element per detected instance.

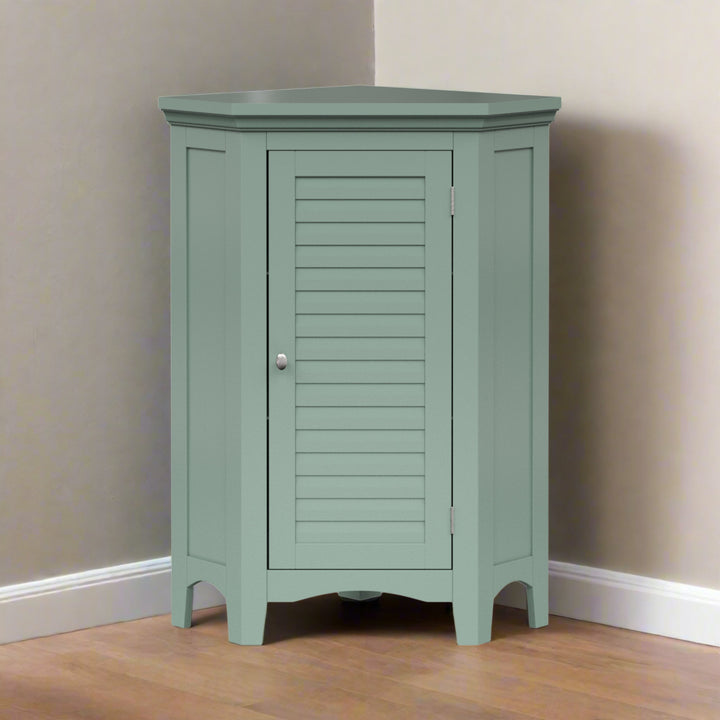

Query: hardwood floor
<box><xmin>1</xmin><ymin>595</ymin><xmax>718</xmax><ymax>719</ymax></box>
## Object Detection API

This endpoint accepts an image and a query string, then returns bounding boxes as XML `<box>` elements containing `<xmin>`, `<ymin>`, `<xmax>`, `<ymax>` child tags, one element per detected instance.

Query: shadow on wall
<box><xmin>547</xmin><ymin>118</ymin><xmax>686</xmax><ymax>578</ymax></box>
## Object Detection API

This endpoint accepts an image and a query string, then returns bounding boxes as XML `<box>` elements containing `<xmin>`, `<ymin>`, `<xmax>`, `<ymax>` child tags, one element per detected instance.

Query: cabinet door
<box><xmin>268</xmin><ymin>149</ymin><xmax>452</xmax><ymax>569</ymax></box>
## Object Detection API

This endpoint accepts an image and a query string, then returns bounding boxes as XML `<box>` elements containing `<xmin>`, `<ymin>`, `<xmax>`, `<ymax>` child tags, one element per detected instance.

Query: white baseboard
<box><xmin>495</xmin><ymin>560</ymin><xmax>720</xmax><ymax>647</ymax></box>
<box><xmin>0</xmin><ymin>557</ymin><xmax>224</xmax><ymax>645</ymax></box>
<box><xmin>2</xmin><ymin>557</ymin><xmax>719</xmax><ymax>647</ymax></box>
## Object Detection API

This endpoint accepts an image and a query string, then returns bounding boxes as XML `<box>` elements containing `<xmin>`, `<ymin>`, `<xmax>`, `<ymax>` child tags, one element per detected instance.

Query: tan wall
<box><xmin>0</xmin><ymin>0</ymin><xmax>373</xmax><ymax>586</ymax></box>
<box><xmin>376</xmin><ymin>0</ymin><xmax>720</xmax><ymax>588</ymax></box>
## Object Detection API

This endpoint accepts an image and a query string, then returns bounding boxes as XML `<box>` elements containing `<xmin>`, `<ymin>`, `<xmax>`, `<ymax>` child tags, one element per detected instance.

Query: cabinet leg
<box><xmin>452</xmin><ymin>593</ymin><xmax>494</xmax><ymax>645</ymax></box>
<box><xmin>227</xmin><ymin>598</ymin><xmax>268</xmax><ymax>646</ymax></box>
<box><xmin>172</xmin><ymin>583</ymin><xmax>194</xmax><ymax>629</ymax></box>
<box><xmin>525</xmin><ymin>580</ymin><xmax>549</xmax><ymax>629</ymax></box>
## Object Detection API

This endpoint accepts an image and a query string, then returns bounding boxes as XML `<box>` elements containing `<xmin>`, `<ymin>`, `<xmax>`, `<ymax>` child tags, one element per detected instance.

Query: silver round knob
<box><xmin>275</xmin><ymin>353</ymin><xmax>288</xmax><ymax>370</ymax></box>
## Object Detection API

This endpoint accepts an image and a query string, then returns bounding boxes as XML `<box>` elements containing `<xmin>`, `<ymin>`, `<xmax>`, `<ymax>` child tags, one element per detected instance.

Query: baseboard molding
<box><xmin>0</xmin><ymin>557</ymin><xmax>224</xmax><ymax>645</ymax></box>
<box><xmin>495</xmin><ymin>560</ymin><xmax>720</xmax><ymax>647</ymax></box>
<box><xmin>2</xmin><ymin>557</ymin><xmax>719</xmax><ymax>647</ymax></box>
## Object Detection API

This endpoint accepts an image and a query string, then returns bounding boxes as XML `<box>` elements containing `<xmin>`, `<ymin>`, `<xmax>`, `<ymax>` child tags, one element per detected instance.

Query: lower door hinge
<box><xmin>450</xmin><ymin>506</ymin><xmax>455</xmax><ymax>535</ymax></box>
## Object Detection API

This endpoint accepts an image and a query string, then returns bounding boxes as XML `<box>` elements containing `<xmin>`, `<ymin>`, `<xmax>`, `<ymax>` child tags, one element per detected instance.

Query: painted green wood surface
<box><xmin>268</xmin><ymin>148</ymin><xmax>452</xmax><ymax>571</ymax></box>
<box><xmin>170</xmin><ymin>128</ymin><xmax>268</xmax><ymax>643</ymax></box>
<box><xmin>160</xmin><ymin>111</ymin><xmax>560</xmax><ymax>133</ymax></box>
<box><xmin>528</xmin><ymin>124</ymin><xmax>551</xmax><ymax>629</ymax></box>
<box><xmin>159</xmin><ymin>87</ymin><xmax>559</xmax><ymax>133</ymax></box>
<box><xmin>164</xmin><ymin>87</ymin><xmax>557</xmax><ymax>645</ymax></box>
<box><xmin>159</xmin><ymin>85</ymin><xmax>560</xmax><ymax>117</ymax></box>
<box><xmin>294</xmin><ymin>337</ymin><xmax>428</xmax><ymax>361</ymax></box>
<box><xmin>423</xmin><ymin>150</ymin><xmax>453</xmax><ymax>569</ymax></box>
<box><xmin>186</xmin><ymin>146</ymin><xmax>226</xmax><ymax>564</ymax></box>
<box><xmin>296</xmin><ymin>314</ymin><xmax>425</xmax><ymax>336</ymax></box>
<box><xmin>493</xmin><ymin>146</ymin><xmax>533</xmax><ymax>564</ymax></box>
<box><xmin>267</xmin><ymin>132</ymin><xmax>453</xmax><ymax>151</ymax></box>
<box><xmin>452</xmin><ymin>127</ymin><xmax>550</xmax><ymax>644</ymax></box>
<box><xmin>267</xmin><ymin>151</ymin><xmax>297</xmax><ymax>570</ymax></box>
<box><xmin>169</xmin><ymin>125</ymin><xmax>190</xmax><ymax>629</ymax></box>
<box><xmin>452</xmin><ymin>131</ymin><xmax>496</xmax><ymax>645</ymax></box>
<box><xmin>296</xmin><ymin>476</ymin><xmax>424</xmax><ymax>498</ymax></box>
<box><xmin>297</xmin><ymin>291</ymin><xmax>424</xmax><ymax>313</ymax></box>
<box><xmin>224</xmin><ymin>131</ymin><xmax>269</xmax><ymax>644</ymax></box>
<box><xmin>296</xmin><ymin>245</ymin><xmax>425</xmax><ymax>267</ymax></box>
<box><xmin>296</xmin><ymin>223</ymin><xmax>425</xmax><ymax>245</ymax></box>
<box><xmin>296</xmin><ymin>407</ymin><xmax>425</xmax><ymax>429</ymax></box>
<box><xmin>267</xmin><ymin>569</ymin><xmax>452</xmax><ymax>603</ymax></box>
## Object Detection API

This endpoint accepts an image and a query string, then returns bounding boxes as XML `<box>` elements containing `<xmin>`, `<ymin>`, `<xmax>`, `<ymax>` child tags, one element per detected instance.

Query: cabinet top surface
<box><xmin>158</xmin><ymin>85</ymin><xmax>561</xmax><ymax>117</ymax></box>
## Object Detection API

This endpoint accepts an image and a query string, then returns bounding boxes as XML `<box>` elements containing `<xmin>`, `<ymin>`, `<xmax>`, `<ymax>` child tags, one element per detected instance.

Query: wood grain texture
<box><xmin>2</xmin><ymin>601</ymin><xmax>717</xmax><ymax>720</ymax></box>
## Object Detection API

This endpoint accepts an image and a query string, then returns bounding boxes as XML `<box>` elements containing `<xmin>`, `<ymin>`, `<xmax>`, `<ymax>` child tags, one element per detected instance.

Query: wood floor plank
<box><xmin>0</xmin><ymin>709</ymin><xmax>58</xmax><ymax>720</ymax></box>
<box><xmin>269</xmin><ymin>634</ymin><xmax>679</xmax><ymax>720</ymax></box>
<box><xmin>1</xmin><ymin>596</ymin><xmax>717</xmax><ymax>720</ymax></box>
<box><xmin>0</xmin><ymin>643</ymin><xmax>275</xmax><ymax>720</ymax></box>
<box><xmin>382</xmin><ymin>620</ymin><xmax>720</xmax><ymax>719</ymax></box>
<box><xmin>46</xmin><ymin>642</ymin><xmax>329</xmax><ymax>709</ymax></box>
<box><xmin>227</xmin><ymin>642</ymin><xmax>528</xmax><ymax>719</ymax></box>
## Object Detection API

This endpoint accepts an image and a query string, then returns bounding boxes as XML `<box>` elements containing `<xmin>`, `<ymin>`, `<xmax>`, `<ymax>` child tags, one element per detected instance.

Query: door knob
<box><xmin>275</xmin><ymin>353</ymin><xmax>288</xmax><ymax>370</ymax></box>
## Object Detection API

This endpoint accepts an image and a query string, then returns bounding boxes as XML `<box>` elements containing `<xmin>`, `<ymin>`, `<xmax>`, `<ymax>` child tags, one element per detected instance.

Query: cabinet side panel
<box><xmin>493</xmin><ymin>147</ymin><xmax>533</xmax><ymax>565</ymax></box>
<box><xmin>186</xmin><ymin>148</ymin><xmax>227</xmax><ymax>564</ymax></box>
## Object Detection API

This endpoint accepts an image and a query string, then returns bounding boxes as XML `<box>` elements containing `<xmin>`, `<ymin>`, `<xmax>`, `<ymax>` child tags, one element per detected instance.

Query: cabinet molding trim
<box><xmin>160</xmin><ymin>112</ymin><xmax>559</xmax><ymax>132</ymax></box>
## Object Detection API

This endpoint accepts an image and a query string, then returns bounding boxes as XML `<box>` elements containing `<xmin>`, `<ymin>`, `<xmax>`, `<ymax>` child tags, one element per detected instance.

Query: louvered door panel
<box><xmin>269</xmin><ymin>149</ymin><xmax>451</xmax><ymax>570</ymax></box>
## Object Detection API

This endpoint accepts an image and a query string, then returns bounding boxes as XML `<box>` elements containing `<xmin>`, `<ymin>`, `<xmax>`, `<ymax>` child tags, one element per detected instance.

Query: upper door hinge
<box><xmin>450</xmin><ymin>506</ymin><xmax>455</xmax><ymax>535</ymax></box>
<box><xmin>450</xmin><ymin>186</ymin><xmax>455</xmax><ymax>216</ymax></box>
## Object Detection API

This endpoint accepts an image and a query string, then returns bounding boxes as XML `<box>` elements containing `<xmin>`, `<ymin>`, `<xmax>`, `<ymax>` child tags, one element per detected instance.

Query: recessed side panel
<box><xmin>493</xmin><ymin>144</ymin><xmax>533</xmax><ymax>565</ymax></box>
<box><xmin>186</xmin><ymin>147</ymin><xmax>227</xmax><ymax>564</ymax></box>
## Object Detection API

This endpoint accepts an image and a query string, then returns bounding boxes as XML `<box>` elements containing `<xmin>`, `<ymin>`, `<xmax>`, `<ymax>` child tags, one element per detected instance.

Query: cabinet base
<box><xmin>172</xmin><ymin>566</ymin><xmax>548</xmax><ymax>646</ymax></box>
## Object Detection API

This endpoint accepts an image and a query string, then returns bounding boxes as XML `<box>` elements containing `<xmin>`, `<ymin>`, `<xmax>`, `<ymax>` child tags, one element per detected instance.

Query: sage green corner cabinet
<box><xmin>158</xmin><ymin>85</ymin><xmax>560</xmax><ymax>645</ymax></box>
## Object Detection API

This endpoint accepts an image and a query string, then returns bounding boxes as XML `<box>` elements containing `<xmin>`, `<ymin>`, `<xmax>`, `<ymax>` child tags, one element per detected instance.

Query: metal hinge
<box><xmin>450</xmin><ymin>186</ymin><xmax>455</xmax><ymax>216</ymax></box>
<box><xmin>450</xmin><ymin>506</ymin><xmax>455</xmax><ymax>535</ymax></box>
